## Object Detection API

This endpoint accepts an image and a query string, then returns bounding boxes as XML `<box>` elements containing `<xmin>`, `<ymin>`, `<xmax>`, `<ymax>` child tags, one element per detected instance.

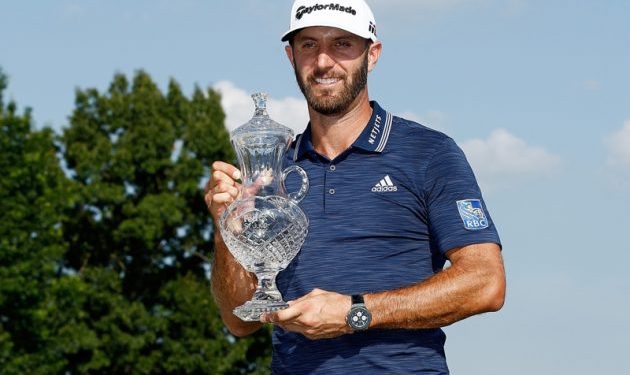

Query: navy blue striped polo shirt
<box><xmin>275</xmin><ymin>101</ymin><xmax>501</xmax><ymax>374</ymax></box>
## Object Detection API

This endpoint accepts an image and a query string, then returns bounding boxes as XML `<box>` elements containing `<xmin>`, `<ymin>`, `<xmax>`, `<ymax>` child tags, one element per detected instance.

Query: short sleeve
<box><xmin>423</xmin><ymin>137</ymin><xmax>501</xmax><ymax>255</ymax></box>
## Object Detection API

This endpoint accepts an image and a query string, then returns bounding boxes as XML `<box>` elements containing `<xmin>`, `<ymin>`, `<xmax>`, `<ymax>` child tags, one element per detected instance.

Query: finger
<box><xmin>212</xmin><ymin>192</ymin><xmax>235</xmax><ymax>205</ymax></box>
<box><xmin>273</xmin><ymin>305</ymin><xmax>303</xmax><ymax>322</ymax></box>
<box><xmin>204</xmin><ymin>192</ymin><xmax>213</xmax><ymax>208</ymax></box>
<box><xmin>204</xmin><ymin>177</ymin><xmax>213</xmax><ymax>195</ymax></box>
<box><xmin>260</xmin><ymin>312</ymin><xmax>285</xmax><ymax>324</ymax></box>
<box><xmin>212</xmin><ymin>170</ymin><xmax>239</xmax><ymax>189</ymax></box>
<box><xmin>214</xmin><ymin>181</ymin><xmax>240</xmax><ymax>198</ymax></box>
<box><xmin>212</xmin><ymin>161</ymin><xmax>242</xmax><ymax>181</ymax></box>
<box><xmin>261</xmin><ymin>306</ymin><xmax>302</xmax><ymax>324</ymax></box>
<box><xmin>205</xmin><ymin>185</ymin><xmax>238</xmax><ymax>210</ymax></box>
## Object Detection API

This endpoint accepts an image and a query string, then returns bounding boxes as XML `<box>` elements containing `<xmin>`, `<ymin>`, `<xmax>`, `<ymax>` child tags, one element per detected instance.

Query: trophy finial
<box><xmin>252</xmin><ymin>92</ymin><xmax>268</xmax><ymax>116</ymax></box>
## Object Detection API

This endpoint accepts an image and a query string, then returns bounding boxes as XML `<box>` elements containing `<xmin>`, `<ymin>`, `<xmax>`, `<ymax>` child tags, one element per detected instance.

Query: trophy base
<box><xmin>233</xmin><ymin>300</ymin><xmax>289</xmax><ymax>322</ymax></box>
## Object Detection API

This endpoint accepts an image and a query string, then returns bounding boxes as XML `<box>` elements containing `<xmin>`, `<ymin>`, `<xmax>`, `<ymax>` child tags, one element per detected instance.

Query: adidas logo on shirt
<box><xmin>372</xmin><ymin>175</ymin><xmax>398</xmax><ymax>192</ymax></box>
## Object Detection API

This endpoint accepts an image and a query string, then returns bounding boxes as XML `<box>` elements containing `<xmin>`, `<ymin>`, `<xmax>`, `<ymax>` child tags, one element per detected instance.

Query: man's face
<box><xmin>287</xmin><ymin>27</ymin><xmax>373</xmax><ymax>116</ymax></box>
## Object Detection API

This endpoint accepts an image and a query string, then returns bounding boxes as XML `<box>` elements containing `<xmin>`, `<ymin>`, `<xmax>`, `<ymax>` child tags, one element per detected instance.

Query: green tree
<box><xmin>0</xmin><ymin>67</ymin><xmax>70</xmax><ymax>373</ymax></box>
<box><xmin>56</xmin><ymin>70</ymin><xmax>272</xmax><ymax>374</ymax></box>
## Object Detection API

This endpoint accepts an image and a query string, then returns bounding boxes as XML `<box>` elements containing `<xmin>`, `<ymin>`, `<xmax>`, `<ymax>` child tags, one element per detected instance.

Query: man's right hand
<box><xmin>204</xmin><ymin>161</ymin><xmax>242</xmax><ymax>225</ymax></box>
<box><xmin>206</xmin><ymin>161</ymin><xmax>262</xmax><ymax>336</ymax></box>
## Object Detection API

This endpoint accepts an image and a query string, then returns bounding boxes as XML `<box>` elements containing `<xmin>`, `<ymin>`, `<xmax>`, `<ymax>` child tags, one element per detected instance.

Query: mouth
<box><xmin>312</xmin><ymin>77</ymin><xmax>342</xmax><ymax>87</ymax></box>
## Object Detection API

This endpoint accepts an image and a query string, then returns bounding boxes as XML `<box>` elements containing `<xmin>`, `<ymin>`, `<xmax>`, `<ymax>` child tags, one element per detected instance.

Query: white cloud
<box><xmin>605</xmin><ymin>121</ymin><xmax>630</xmax><ymax>167</ymax></box>
<box><xmin>461</xmin><ymin>129</ymin><xmax>562</xmax><ymax>190</ymax></box>
<box><xmin>213</xmin><ymin>81</ymin><xmax>309</xmax><ymax>135</ymax></box>
<box><xmin>267</xmin><ymin>96</ymin><xmax>310</xmax><ymax>135</ymax></box>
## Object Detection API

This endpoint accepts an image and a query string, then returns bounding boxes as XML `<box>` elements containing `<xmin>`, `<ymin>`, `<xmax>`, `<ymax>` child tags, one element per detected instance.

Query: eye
<box><xmin>301</xmin><ymin>40</ymin><xmax>317</xmax><ymax>49</ymax></box>
<box><xmin>335</xmin><ymin>40</ymin><xmax>352</xmax><ymax>48</ymax></box>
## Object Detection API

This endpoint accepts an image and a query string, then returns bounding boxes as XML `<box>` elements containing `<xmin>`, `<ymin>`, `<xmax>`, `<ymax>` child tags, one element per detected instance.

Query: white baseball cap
<box><xmin>281</xmin><ymin>0</ymin><xmax>378</xmax><ymax>42</ymax></box>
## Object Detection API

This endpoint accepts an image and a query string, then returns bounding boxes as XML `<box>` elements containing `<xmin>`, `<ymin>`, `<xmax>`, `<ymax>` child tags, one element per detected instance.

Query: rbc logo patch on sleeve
<box><xmin>456</xmin><ymin>199</ymin><xmax>489</xmax><ymax>230</ymax></box>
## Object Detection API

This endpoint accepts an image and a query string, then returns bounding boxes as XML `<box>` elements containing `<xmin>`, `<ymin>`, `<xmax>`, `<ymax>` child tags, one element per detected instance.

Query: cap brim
<box><xmin>281</xmin><ymin>29</ymin><xmax>299</xmax><ymax>42</ymax></box>
<box><xmin>281</xmin><ymin>26</ymin><xmax>376</xmax><ymax>42</ymax></box>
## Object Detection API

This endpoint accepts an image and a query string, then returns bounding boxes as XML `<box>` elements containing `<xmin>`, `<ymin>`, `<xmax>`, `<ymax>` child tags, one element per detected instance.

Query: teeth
<box><xmin>315</xmin><ymin>78</ymin><xmax>339</xmax><ymax>85</ymax></box>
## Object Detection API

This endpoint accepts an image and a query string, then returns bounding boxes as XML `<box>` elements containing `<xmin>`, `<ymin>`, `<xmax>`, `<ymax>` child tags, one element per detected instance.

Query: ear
<box><xmin>367</xmin><ymin>41</ymin><xmax>382</xmax><ymax>73</ymax></box>
<box><xmin>285</xmin><ymin>45</ymin><xmax>296</xmax><ymax>68</ymax></box>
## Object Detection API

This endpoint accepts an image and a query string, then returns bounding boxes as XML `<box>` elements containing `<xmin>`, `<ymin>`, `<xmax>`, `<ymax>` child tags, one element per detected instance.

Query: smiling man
<box><xmin>206</xmin><ymin>0</ymin><xmax>506</xmax><ymax>373</ymax></box>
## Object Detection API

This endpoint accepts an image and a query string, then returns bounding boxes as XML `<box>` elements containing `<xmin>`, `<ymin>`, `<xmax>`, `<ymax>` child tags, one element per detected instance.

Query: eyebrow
<box><xmin>295</xmin><ymin>35</ymin><xmax>357</xmax><ymax>43</ymax></box>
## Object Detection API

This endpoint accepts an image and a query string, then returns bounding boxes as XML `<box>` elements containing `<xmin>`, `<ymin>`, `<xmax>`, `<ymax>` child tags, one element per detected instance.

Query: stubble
<box><xmin>293</xmin><ymin>50</ymin><xmax>369</xmax><ymax>116</ymax></box>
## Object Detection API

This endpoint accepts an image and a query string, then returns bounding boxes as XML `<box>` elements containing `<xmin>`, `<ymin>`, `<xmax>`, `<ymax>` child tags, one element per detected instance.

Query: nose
<box><xmin>315</xmin><ymin>49</ymin><xmax>335</xmax><ymax>71</ymax></box>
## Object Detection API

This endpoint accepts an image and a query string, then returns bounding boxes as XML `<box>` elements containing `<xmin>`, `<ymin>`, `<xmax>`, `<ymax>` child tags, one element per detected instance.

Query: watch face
<box><xmin>349</xmin><ymin>306</ymin><xmax>371</xmax><ymax>330</ymax></box>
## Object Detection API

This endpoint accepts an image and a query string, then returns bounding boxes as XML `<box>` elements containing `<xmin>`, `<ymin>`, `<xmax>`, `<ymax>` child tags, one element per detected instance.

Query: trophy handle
<box><xmin>282</xmin><ymin>165</ymin><xmax>309</xmax><ymax>203</ymax></box>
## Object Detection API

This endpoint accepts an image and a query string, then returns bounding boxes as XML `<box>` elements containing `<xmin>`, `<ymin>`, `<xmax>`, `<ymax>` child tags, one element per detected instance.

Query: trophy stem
<box><xmin>254</xmin><ymin>269</ymin><xmax>283</xmax><ymax>300</ymax></box>
<box><xmin>233</xmin><ymin>269</ymin><xmax>288</xmax><ymax>322</ymax></box>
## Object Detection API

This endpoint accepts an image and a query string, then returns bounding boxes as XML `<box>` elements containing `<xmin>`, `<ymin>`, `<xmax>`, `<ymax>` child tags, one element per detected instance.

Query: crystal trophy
<box><xmin>219</xmin><ymin>93</ymin><xmax>309</xmax><ymax>322</ymax></box>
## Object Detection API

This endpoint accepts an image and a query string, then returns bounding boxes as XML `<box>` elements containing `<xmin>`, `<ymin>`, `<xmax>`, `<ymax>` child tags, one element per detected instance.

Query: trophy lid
<box><xmin>230</xmin><ymin>93</ymin><xmax>294</xmax><ymax>144</ymax></box>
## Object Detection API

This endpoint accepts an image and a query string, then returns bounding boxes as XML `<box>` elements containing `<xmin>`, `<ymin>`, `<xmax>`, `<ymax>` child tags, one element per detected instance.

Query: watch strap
<box><xmin>351</xmin><ymin>294</ymin><xmax>365</xmax><ymax>305</ymax></box>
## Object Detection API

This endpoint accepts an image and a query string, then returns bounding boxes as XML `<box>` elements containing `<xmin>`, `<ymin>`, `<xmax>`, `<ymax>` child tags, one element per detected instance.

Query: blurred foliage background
<box><xmin>0</xmin><ymin>67</ymin><xmax>271</xmax><ymax>374</ymax></box>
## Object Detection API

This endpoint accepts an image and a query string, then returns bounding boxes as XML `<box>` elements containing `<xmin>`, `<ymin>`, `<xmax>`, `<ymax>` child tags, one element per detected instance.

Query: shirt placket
<box><xmin>323</xmin><ymin>161</ymin><xmax>340</xmax><ymax>215</ymax></box>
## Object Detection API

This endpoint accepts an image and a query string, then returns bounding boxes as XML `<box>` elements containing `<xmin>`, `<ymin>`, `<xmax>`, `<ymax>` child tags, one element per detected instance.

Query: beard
<box><xmin>293</xmin><ymin>50</ymin><xmax>369</xmax><ymax>116</ymax></box>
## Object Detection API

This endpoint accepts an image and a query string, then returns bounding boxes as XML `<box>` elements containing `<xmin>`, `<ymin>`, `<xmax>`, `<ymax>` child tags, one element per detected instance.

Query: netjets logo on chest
<box><xmin>372</xmin><ymin>175</ymin><xmax>398</xmax><ymax>193</ymax></box>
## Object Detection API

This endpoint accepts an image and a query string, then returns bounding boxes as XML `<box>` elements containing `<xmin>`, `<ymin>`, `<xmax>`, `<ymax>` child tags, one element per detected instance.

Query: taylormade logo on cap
<box><xmin>281</xmin><ymin>0</ymin><xmax>378</xmax><ymax>42</ymax></box>
<box><xmin>295</xmin><ymin>4</ymin><xmax>357</xmax><ymax>20</ymax></box>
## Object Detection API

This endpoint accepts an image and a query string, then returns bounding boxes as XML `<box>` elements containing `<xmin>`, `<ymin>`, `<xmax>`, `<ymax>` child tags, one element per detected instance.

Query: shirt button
<box><xmin>329</xmin><ymin>165</ymin><xmax>336</xmax><ymax>171</ymax></box>
<box><xmin>329</xmin><ymin>188</ymin><xmax>336</xmax><ymax>195</ymax></box>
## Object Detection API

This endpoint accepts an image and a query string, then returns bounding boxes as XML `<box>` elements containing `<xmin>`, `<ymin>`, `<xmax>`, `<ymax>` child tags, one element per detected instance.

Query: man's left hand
<box><xmin>261</xmin><ymin>288</ymin><xmax>353</xmax><ymax>340</ymax></box>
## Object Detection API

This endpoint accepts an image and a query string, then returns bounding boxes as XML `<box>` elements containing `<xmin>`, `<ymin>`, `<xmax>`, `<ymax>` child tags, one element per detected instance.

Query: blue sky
<box><xmin>2</xmin><ymin>0</ymin><xmax>629</xmax><ymax>373</ymax></box>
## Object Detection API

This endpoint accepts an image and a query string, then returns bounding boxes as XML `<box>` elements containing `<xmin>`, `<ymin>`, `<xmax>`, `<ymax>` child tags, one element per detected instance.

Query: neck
<box><xmin>308</xmin><ymin>90</ymin><xmax>373</xmax><ymax>160</ymax></box>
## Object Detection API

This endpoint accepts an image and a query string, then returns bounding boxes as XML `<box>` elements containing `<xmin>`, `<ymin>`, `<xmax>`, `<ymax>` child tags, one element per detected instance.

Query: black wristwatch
<box><xmin>346</xmin><ymin>294</ymin><xmax>372</xmax><ymax>331</ymax></box>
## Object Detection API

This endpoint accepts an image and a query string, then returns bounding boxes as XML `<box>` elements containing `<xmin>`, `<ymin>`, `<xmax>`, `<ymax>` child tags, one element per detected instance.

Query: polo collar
<box><xmin>353</xmin><ymin>101</ymin><xmax>393</xmax><ymax>153</ymax></box>
<box><xmin>293</xmin><ymin>101</ymin><xmax>393</xmax><ymax>162</ymax></box>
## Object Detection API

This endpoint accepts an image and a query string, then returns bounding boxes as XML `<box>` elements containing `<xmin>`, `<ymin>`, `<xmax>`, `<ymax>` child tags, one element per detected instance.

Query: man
<box><xmin>206</xmin><ymin>0</ymin><xmax>506</xmax><ymax>373</ymax></box>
